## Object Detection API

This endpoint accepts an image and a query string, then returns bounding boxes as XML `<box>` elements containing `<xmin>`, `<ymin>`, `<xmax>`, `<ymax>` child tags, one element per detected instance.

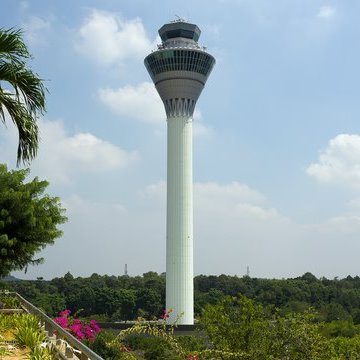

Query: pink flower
<box><xmin>75</xmin><ymin>330</ymin><xmax>85</xmax><ymax>340</ymax></box>
<box><xmin>84</xmin><ymin>326</ymin><xmax>95</xmax><ymax>341</ymax></box>
<box><xmin>59</xmin><ymin>309</ymin><xmax>71</xmax><ymax>317</ymax></box>
<box><xmin>54</xmin><ymin>310</ymin><xmax>100</xmax><ymax>343</ymax></box>
<box><xmin>89</xmin><ymin>320</ymin><xmax>101</xmax><ymax>333</ymax></box>
<box><xmin>187</xmin><ymin>355</ymin><xmax>199</xmax><ymax>360</ymax></box>
<box><xmin>70</xmin><ymin>323</ymin><xmax>82</xmax><ymax>334</ymax></box>
<box><xmin>55</xmin><ymin>316</ymin><xmax>68</xmax><ymax>328</ymax></box>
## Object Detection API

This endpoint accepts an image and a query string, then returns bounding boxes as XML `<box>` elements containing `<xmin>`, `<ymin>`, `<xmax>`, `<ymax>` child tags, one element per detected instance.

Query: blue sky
<box><xmin>2</xmin><ymin>0</ymin><xmax>360</xmax><ymax>279</ymax></box>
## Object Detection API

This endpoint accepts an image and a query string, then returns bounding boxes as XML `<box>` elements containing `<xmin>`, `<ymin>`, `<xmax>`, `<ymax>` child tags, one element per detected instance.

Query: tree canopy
<box><xmin>0</xmin><ymin>164</ymin><xmax>67</xmax><ymax>277</ymax></box>
<box><xmin>0</xmin><ymin>28</ymin><xmax>46</xmax><ymax>165</ymax></box>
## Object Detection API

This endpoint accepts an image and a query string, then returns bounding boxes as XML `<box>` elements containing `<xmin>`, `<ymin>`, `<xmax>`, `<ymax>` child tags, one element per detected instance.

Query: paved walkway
<box><xmin>3</xmin><ymin>347</ymin><xmax>29</xmax><ymax>360</ymax></box>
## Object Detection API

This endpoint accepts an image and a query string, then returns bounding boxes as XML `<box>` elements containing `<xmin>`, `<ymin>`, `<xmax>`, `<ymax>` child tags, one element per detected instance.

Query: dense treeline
<box><xmin>3</xmin><ymin>271</ymin><xmax>360</xmax><ymax>326</ymax></box>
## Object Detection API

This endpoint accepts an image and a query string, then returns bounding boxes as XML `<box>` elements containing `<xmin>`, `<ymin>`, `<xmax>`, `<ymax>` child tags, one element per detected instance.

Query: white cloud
<box><xmin>193</xmin><ymin>109</ymin><xmax>214</xmax><ymax>138</ymax></box>
<box><xmin>307</xmin><ymin>134</ymin><xmax>360</xmax><ymax>187</ymax></box>
<box><xmin>152</xmin><ymin>179</ymin><xmax>360</xmax><ymax>277</ymax></box>
<box><xmin>317</xmin><ymin>6</ymin><xmax>336</xmax><ymax>19</ymax></box>
<box><xmin>33</xmin><ymin>119</ymin><xmax>138</xmax><ymax>184</ymax></box>
<box><xmin>99</xmin><ymin>82</ymin><xmax>213</xmax><ymax>137</ymax></box>
<box><xmin>17</xmin><ymin>194</ymin><xmax>149</xmax><ymax>279</ymax></box>
<box><xmin>195</xmin><ymin>181</ymin><xmax>265</xmax><ymax>206</ymax></box>
<box><xmin>143</xmin><ymin>180</ymin><xmax>283</xmax><ymax>222</ymax></box>
<box><xmin>99</xmin><ymin>82</ymin><xmax>164</xmax><ymax>124</ymax></box>
<box><xmin>144</xmin><ymin>180</ymin><xmax>166</xmax><ymax>198</ymax></box>
<box><xmin>348</xmin><ymin>198</ymin><xmax>360</xmax><ymax>209</ymax></box>
<box><xmin>22</xmin><ymin>16</ymin><xmax>51</xmax><ymax>45</ymax></box>
<box><xmin>0</xmin><ymin>118</ymin><xmax>138</xmax><ymax>184</ymax></box>
<box><xmin>14</xmin><ymin>176</ymin><xmax>360</xmax><ymax>279</ymax></box>
<box><xmin>142</xmin><ymin>180</ymin><xmax>295</xmax><ymax>277</ymax></box>
<box><xmin>313</xmin><ymin>215</ymin><xmax>360</xmax><ymax>235</ymax></box>
<box><xmin>204</xmin><ymin>24</ymin><xmax>222</xmax><ymax>39</ymax></box>
<box><xmin>19</xmin><ymin>1</ymin><xmax>29</xmax><ymax>12</ymax></box>
<box><xmin>75</xmin><ymin>10</ymin><xmax>155</xmax><ymax>65</ymax></box>
<box><xmin>63</xmin><ymin>194</ymin><xmax>127</xmax><ymax>216</ymax></box>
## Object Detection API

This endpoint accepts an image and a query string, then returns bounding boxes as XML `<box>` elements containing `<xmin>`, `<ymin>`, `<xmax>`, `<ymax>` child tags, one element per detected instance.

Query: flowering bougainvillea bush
<box><xmin>54</xmin><ymin>309</ymin><xmax>101</xmax><ymax>341</ymax></box>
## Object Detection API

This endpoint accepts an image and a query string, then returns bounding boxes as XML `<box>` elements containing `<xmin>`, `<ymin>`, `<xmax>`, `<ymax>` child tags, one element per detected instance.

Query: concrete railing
<box><xmin>1</xmin><ymin>292</ymin><xmax>103</xmax><ymax>360</ymax></box>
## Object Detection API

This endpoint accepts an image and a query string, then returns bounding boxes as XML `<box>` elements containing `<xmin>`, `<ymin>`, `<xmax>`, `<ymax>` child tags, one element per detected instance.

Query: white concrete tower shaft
<box><xmin>144</xmin><ymin>21</ymin><xmax>215</xmax><ymax>325</ymax></box>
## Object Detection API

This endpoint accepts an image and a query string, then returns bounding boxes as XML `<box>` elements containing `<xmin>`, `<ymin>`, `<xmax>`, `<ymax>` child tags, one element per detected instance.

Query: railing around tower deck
<box><xmin>1</xmin><ymin>292</ymin><xmax>104</xmax><ymax>360</ymax></box>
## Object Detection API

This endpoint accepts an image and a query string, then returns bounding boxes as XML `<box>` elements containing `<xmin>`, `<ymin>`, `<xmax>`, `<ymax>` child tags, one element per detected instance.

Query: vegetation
<box><xmin>5</xmin><ymin>274</ymin><xmax>360</xmax><ymax>358</ymax></box>
<box><xmin>54</xmin><ymin>309</ymin><xmax>101</xmax><ymax>341</ymax></box>
<box><xmin>0</xmin><ymin>164</ymin><xmax>67</xmax><ymax>277</ymax></box>
<box><xmin>0</xmin><ymin>27</ymin><xmax>46</xmax><ymax>165</ymax></box>
<box><xmin>87</xmin><ymin>296</ymin><xmax>360</xmax><ymax>359</ymax></box>
<box><xmin>13</xmin><ymin>314</ymin><xmax>47</xmax><ymax>349</ymax></box>
<box><xmin>0</xmin><ymin>291</ymin><xmax>20</xmax><ymax>308</ymax></box>
<box><xmin>5</xmin><ymin>271</ymin><xmax>360</xmax><ymax>327</ymax></box>
<box><xmin>0</xmin><ymin>312</ymin><xmax>56</xmax><ymax>359</ymax></box>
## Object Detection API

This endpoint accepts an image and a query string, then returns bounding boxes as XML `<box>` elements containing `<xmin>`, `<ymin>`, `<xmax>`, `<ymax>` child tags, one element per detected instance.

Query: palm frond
<box><xmin>0</xmin><ymin>28</ymin><xmax>30</xmax><ymax>65</ymax></box>
<box><xmin>0</xmin><ymin>62</ymin><xmax>46</xmax><ymax>115</ymax></box>
<box><xmin>0</xmin><ymin>27</ymin><xmax>45</xmax><ymax>165</ymax></box>
<box><xmin>0</xmin><ymin>91</ymin><xmax>39</xmax><ymax>165</ymax></box>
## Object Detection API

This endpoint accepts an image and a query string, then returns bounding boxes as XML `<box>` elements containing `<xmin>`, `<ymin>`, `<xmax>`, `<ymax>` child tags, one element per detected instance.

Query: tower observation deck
<box><xmin>144</xmin><ymin>20</ymin><xmax>215</xmax><ymax>325</ymax></box>
<box><xmin>145</xmin><ymin>21</ymin><xmax>215</xmax><ymax>119</ymax></box>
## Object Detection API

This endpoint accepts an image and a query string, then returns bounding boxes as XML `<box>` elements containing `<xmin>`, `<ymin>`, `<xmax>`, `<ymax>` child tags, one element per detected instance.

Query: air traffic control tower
<box><xmin>145</xmin><ymin>20</ymin><xmax>215</xmax><ymax>325</ymax></box>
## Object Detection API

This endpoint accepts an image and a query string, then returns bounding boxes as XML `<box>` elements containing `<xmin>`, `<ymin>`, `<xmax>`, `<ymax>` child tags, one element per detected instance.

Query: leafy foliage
<box><xmin>0</xmin><ymin>344</ymin><xmax>13</xmax><ymax>359</ymax></box>
<box><xmin>200</xmin><ymin>295</ymin><xmax>329</xmax><ymax>359</ymax></box>
<box><xmin>113</xmin><ymin>313</ymin><xmax>189</xmax><ymax>360</ymax></box>
<box><xmin>89</xmin><ymin>330</ymin><xmax>124</xmax><ymax>359</ymax></box>
<box><xmin>14</xmin><ymin>326</ymin><xmax>46</xmax><ymax>350</ymax></box>
<box><xmin>0</xmin><ymin>164</ymin><xmax>67</xmax><ymax>277</ymax></box>
<box><xmin>0</xmin><ymin>313</ymin><xmax>14</xmax><ymax>331</ymax></box>
<box><xmin>27</xmin><ymin>346</ymin><xmax>56</xmax><ymax>360</ymax></box>
<box><xmin>4</xmin><ymin>273</ymin><xmax>360</xmax><ymax>359</ymax></box>
<box><xmin>90</xmin><ymin>300</ymin><xmax>336</xmax><ymax>360</ymax></box>
<box><xmin>8</xmin><ymin>271</ymin><xmax>360</xmax><ymax>327</ymax></box>
<box><xmin>328</xmin><ymin>336</ymin><xmax>360</xmax><ymax>359</ymax></box>
<box><xmin>13</xmin><ymin>314</ymin><xmax>46</xmax><ymax>349</ymax></box>
<box><xmin>0</xmin><ymin>313</ymin><xmax>56</xmax><ymax>360</ymax></box>
<box><xmin>0</xmin><ymin>27</ymin><xmax>46</xmax><ymax>165</ymax></box>
<box><xmin>0</xmin><ymin>292</ymin><xmax>20</xmax><ymax>308</ymax></box>
<box><xmin>206</xmin><ymin>296</ymin><xmax>266</xmax><ymax>353</ymax></box>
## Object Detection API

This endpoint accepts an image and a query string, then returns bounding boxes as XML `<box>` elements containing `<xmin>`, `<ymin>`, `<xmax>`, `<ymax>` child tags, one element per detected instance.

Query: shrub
<box><xmin>14</xmin><ymin>326</ymin><xmax>46</xmax><ymax>349</ymax></box>
<box><xmin>0</xmin><ymin>293</ymin><xmax>21</xmax><ymax>309</ymax></box>
<box><xmin>54</xmin><ymin>309</ymin><xmax>101</xmax><ymax>342</ymax></box>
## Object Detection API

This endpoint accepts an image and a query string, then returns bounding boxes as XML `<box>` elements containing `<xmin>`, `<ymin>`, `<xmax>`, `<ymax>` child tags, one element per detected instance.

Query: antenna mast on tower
<box><xmin>124</xmin><ymin>264</ymin><xmax>128</xmax><ymax>277</ymax></box>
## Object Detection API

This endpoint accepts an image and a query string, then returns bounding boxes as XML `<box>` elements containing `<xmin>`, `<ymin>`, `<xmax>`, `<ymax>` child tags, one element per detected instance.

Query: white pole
<box><xmin>166</xmin><ymin>115</ymin><xmax>194</xmax><ymax>325</ymax></box>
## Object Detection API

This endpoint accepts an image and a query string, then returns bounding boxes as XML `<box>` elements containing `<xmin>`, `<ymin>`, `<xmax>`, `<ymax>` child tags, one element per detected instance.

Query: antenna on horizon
<box><xmin>124</xmin><ymin>264</ymin><xmax>128</xmax><ymax>277</ymax></box>
<box><xmin>246</xmin><ymin>265</ymin><xmax>250</xmax><ymax>277</ymax></box>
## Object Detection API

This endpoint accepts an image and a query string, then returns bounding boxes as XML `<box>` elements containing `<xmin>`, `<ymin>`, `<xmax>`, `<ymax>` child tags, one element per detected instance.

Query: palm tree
<box><xmin>0</xmin><ymin>28</ymin><xmax>46</xmax><ymax>165</ymax></box>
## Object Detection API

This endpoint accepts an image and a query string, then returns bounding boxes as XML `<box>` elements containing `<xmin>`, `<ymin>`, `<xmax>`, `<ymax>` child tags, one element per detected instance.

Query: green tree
<box><xmin>329</xmin><ymin>335</ymin><xmax>360</xmax><ymax>359</ymax></box>
<box><xmin>0</xmin><ymin>28</ymin><xmax>46</xmax><ymax>165</ymax></box>
<box><xmin>200</xmin><ymin>295</ymin><xmax>332</xmax><ymax>360</ymax></box>
<box><xmin>34</xmin><ymin>293</ymin><xmax>66</xmax><ymax>316</ymax></box>
<box><xmin>117</xmin><ymin>289</ymin><xmax>137</xmax><ymax>320</ymax></box>
<box><xmin>136</xmin><ymin>288</ymin><xmax>163</xmax><ymax>319</ymax></box>
<box><xmin>200</xmin><ymin>295</ymin><xmax>269</xmax><ymax>357</ymax></box>
<box><xmin>268</xmin><ymin>311</ymin><xmax>331</xmax><ymax>360</ymax></box>
<box><xmin>0</xmin><ymin>164</ymin><xmax>67</xmax><ymax>277</ymax></box>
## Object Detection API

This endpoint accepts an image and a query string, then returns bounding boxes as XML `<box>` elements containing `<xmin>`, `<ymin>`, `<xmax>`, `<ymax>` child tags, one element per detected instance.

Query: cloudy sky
<box><xmin>2</xmin><ymin>0</ymin><xmax>360</xmax><ymax>280</ymax></box>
